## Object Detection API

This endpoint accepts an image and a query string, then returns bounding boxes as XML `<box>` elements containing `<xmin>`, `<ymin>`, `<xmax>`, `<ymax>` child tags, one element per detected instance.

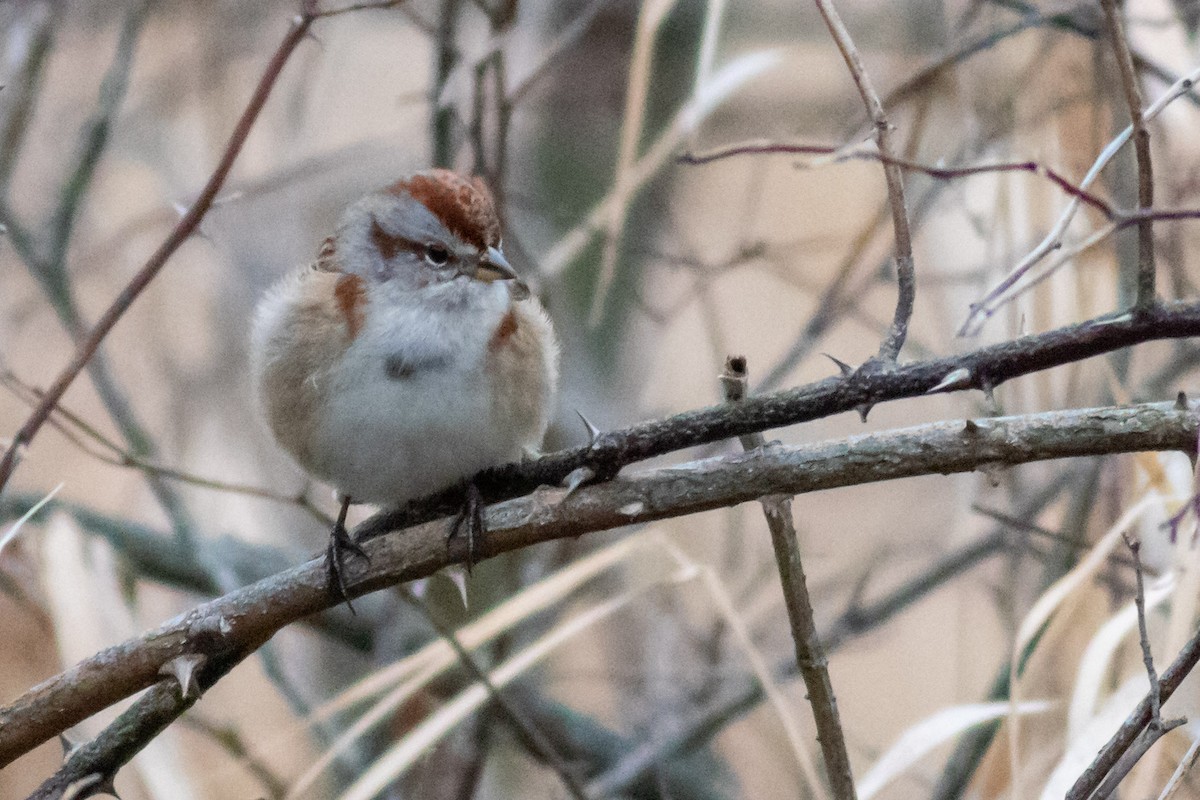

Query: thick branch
<box><xmin>363</xmin><ymin>301</ymin><xmax>1200</xmax><ymax>537</ymax></box>
<box><xmin>1</xmin><ymin>401</ymin><xmax>1196</xmax><ymax>767</ymax></box>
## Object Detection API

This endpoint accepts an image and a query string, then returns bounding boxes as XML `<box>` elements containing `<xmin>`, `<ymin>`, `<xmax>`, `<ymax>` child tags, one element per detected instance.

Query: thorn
<box><xmin>562</xmin><ymin>466</ymin><xmax>595</xmax><ymax>498</ymax></box>
<box><xmin>59</xmin><ymin>732</ymin><xmax>80</xmax><ymax>761</ymax></box>
<box><xmin>822</xmin><ymin>353</ymin><xmax>854</xmax><ymax>377</ymax></box>
<box><xmin>964</xmin><ymin>419</ymin><xmax>980</xmax><ymax>433</ymax></box>
<box><xmin>576</xmin><ymin>410</ymin><xmax>601</xmax><ymax>445</ymax></box>
<box><xmin>618</xmin><ymin>501</ymin><xmax>645</xmax><ymax>516</ymax></box>
<box><xmin>159</xmin><ymin>653</ymin><xmax>206</xmax><ymax>700</ymax></box>
<box><xmin>63</xmin><ymin>772</ymin><xmax>119</xmax><ymax>800</ymax></box>
<box><xmin>927</xmin><ymin>367</ymin><xmax>972</xmax><ymax>394</ymax></box>
<box><xmin>1177</xmin><ymin>391</ymin><xmax>1189</xmax><ymax>411</ymax></box>
<box><xmin>443</xmin><ymin>565</ymin><xmax>469</xmax><ymax>609</ymax></box>
<box><xmin>856</xmin><ymin>403</ymin><xmax>873</xmax><ymax>423</ymax></box>
<box><xmin>1092</xmin><ymin>311</ymin><xmax>1134</xmax><ymax>328</ymax></box>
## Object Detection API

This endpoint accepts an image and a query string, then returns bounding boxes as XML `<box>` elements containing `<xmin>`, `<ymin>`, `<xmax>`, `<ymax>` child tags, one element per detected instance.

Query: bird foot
<box><xmin>448</xmin><ymin>481</ymin><xmax>485</xmax><ymax>570</ymax></box>
<box><xmin>326</xmin><ymin>496</ymin><xmax>369</xmax><ymax>613</ymax></box>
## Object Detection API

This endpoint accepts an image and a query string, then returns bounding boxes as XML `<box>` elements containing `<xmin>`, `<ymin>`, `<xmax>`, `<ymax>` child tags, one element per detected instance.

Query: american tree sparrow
<box><xmin>251</xmin><ymin>170</ymin><xmax>559</xmax><ymax>597</ymax></box>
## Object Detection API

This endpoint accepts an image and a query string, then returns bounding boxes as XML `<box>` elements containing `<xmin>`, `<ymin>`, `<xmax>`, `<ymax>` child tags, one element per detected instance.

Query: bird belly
<box><xmin>312</xmin><ymin>353</ymin><xmax>520</xmax><ymax>506</ymax></box>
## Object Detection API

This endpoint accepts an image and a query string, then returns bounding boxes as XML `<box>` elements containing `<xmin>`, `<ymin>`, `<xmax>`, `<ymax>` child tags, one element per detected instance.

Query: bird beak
<box><xmin>475</xmin><ymin>246</ymin><xmax>530</xmax><ymax>299</ymax></box>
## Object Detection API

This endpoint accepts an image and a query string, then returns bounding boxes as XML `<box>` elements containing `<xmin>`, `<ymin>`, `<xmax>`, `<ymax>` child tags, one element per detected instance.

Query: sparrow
<box><xmin>250</xmin><ymin>169</ymin><xmax>559</xmax><ymax>598</ymax></box>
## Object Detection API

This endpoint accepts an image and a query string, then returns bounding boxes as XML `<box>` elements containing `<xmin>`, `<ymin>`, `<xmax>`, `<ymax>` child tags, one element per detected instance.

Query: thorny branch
<box><xmin>813</xmin><ymin>0</ymin><xmax>914</xmax><ymax>362</ymax></box>
<box><xmin>362</xmin><ymin>301</ymin><xmax>1200</xmax><ymax>536</ymax></box>
<box><xmin>2</xmin><ymin>400</ymin><xmax>1197</xmax><ymax>771</ymax></box>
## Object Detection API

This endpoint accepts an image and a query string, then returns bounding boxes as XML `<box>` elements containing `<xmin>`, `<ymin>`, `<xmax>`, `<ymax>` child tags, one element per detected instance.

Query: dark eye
<box><xmin>425</xmin><ymin>244</ymin><xmax>451</xmax><ymax>267</ymax></box>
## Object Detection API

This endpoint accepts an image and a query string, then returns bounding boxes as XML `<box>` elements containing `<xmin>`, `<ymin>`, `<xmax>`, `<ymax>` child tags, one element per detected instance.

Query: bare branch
<box><xmin>813</xmin><ymin>0</ymin><xmax>914</xmax><ymax>362</ymax></box>
<box><xmin>1</xmin><ymin>400</ymin><xmax>1197</xmax><ymax>767</ymax></box>
<box><xmin>363</xmin><ymin>301</ymin><xmax>1200</xmax><ymax>536</ymax></box>
<box><xmin>1100</xmin><ymin>0</ymin><xmax>1156</xmax><ymax>310</ymax></box>
<box><xmin>721</xmin><ymin>356</ymin><xmax>856</xmax><ymax>799</ymax></box>
<box><xmin>680</xmin><ymin>143</ymin><xmax>1116</xmax><ymax>216</ymax></box>
<box><xmin>1077</xmin><ymin>535</ymin><xmax>1189</xmax><ymax>799</ymax></box>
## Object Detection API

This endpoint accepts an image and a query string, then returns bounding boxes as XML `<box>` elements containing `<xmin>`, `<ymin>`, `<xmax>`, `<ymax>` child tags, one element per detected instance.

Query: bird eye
<box><xmin>425</xmin><ymin>244</ymin><xmax>451</xmax><ymax>267</ymax></box>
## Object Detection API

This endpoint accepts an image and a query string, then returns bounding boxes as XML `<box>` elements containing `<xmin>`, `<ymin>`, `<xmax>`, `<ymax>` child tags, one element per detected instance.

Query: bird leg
<box><xmin>327</xmin><ymin>495</ymin><xmax>369</xmax><ymax>611</ymax></box>
<box><xmin>448</xmin><ymin>480</ymin><xmax>485</xmax><ymax>570</ymax></box>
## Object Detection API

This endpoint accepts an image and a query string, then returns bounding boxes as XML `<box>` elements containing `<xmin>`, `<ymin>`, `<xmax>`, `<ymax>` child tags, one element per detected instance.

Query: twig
<box><xmin>1100</xmin><ymin>0</ymin><xmax>1155</xmax><ymax>311</ymax></box>
<box><xmin>813</xmin><ymin>0</ymin><xmax>914</xmax><ymax>363</ymax></box>
<box><xmin>0</xmin><ymin>1</ymin><xmax>331</xmax><ymax>497</ymax></box>
<box><xmin>403</xmin><ymin>592</ymin><xmax>592</xmax><ymax>800</ymax></box>
<box><xmin>2</xmin><ymin>399</ymin><xmax>1198</xmax><ymax>767</ymax></box>
<box><xmin>720</xmin><ymin>356</ymin><xmax>856</xmax><ymax>799</ymax></box>
<box><xmin>680</xmin><ymin>144</ymin><xmax>1116</xmax><ymax>217</ymax></box>
<box><xmin>1066</xmin><ymin>549</ymin><xmax>1200</xmax><ymax>799</ymax></box>
<box><xmin>45</xmin><ymin>0</ymin><xmax>155</xmax><ymax>281</ymax></box>
<box><xmin>0</xmin><ymin>1</ymin><xmax>56</xmax><ymax>196</ymax></box>
<box><xmin>432</xmin><ymin>0</ymin><xmax>462</xmax><ymax>167</ymax></box>
<box><xmin>316</xmin><ymin>0</ymin><xmax>406</xmax><ymax>17</ymax></box>
<box><xmin>1082</xmin><ymin>535</ymin><xmax>1190</xmax><ymax>799</ymax></box>
<box><xmin>1125</xmin><ymin>534</ymin><xmax>1165</xmax><ymax>719</ymax></box>
<box><xmin>960</xmin><ymin>63</ymin><xmax>1200</xmax><ymax>334</ymax></box>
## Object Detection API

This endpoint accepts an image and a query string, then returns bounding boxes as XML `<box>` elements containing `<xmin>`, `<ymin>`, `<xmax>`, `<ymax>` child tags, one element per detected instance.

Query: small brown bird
<box><xmin>250</xmin><ymin>170</ymin><xmax>559</xmax><ymax>594</ymax></box>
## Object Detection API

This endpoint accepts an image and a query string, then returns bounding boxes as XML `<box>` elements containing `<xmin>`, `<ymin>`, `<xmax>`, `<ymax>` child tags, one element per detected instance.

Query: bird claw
<box><xmin>448</xmin><ymin>481</ymin><xmax>485</xmax><ymax>571</ymax></box>
<box><xmin>326</xmin><ymin>498</ymin><xmax>368</xmax><ymax>614</ymax></box>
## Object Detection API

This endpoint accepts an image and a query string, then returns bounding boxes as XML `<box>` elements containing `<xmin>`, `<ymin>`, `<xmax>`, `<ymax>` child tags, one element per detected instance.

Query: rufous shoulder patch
<box><xmin>489</xmin><ymin>308</ymin><xmax>519</xmax><ymax>352</ymax></box>
<box><xmin>389</xmin><ymin>170</ymin><xmax>501</xmax><ymax>250</ymax></box>
<box><xmin>334</xmin><ymin>273</ymin><xmax>367</xmax><ymax>339</ymax></box>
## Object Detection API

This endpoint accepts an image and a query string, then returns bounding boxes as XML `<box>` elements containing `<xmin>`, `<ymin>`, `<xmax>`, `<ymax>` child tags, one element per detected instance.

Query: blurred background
<box><xmin>3</xmin><ymin>0</ymin><xmax>1200</xmax><ymax>797</ymax></box>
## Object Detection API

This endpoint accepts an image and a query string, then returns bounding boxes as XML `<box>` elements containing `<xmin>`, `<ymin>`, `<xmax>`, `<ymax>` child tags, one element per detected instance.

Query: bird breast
<box><xmin>253</xmin><ymin>269</ymin><xmax>557</xmax><ymax>506</ymax></box>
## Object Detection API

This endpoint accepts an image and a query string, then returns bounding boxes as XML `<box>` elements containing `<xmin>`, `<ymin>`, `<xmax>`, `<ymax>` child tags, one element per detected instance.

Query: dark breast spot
<box><xmin>385</xmin><ymin>351</ymin><xmax>452</xmax><ymax>380</ymax></box>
